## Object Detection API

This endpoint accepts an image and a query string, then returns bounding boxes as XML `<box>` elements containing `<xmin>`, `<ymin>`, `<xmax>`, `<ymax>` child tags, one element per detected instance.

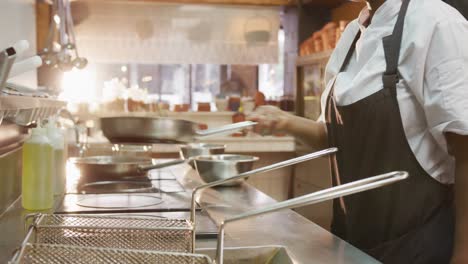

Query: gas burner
<box><xmin>76</xmin><ymin>194</ymin><xmax>164</xmax><ymax>209</ymax></box>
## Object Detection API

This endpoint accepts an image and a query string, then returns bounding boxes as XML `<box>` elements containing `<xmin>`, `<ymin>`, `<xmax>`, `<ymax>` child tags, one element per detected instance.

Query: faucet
<box><xmin>58</xmin><ymin>108</ymin><xmax>87</xmax><ymax>157</ymax></box>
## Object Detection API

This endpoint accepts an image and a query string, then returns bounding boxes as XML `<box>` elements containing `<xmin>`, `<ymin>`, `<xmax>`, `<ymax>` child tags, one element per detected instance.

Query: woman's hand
<box><xmin>247</xmin><ymin>106</ymin><xmax>292</xmax><ymax>135</ymax></box>
<box><xmin>248</xmin><ymin>105</ymin><xmax>329</xmax><ymax>150</ymax></box>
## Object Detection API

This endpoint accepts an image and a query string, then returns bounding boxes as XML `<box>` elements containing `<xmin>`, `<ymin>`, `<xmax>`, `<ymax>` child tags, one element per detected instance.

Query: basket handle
<box><xmin>189</xmin><ymin>147</ymin><xmax>338</xmax><ymax>252</ymax></box>
<box><xmin>190</xmin><ymin>147</ymin><xmax>337</xmax><ymax>221</ymax></box>
<box><xmin>214</xmin><ymin>171</ymin><xmax>409</xmax><ymax>264</ymax></box>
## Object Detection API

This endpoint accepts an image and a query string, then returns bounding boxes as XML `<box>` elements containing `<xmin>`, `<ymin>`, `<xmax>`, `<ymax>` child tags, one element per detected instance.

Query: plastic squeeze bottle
<box><xmin>22</xmin><ymin>127</ymin><xmax>54</xmax><ymax>210</ymax></box>
<box><xmin>46</xmin><ymin>119</ymin><xmax>66</xmax><ymax>196</ymax></box>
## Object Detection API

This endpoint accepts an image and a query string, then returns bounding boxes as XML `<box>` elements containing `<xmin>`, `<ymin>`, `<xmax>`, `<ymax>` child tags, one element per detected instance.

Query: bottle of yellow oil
<box><xmin>22</xmin><ymin>127</ymin><xmax>54</xmax><ymax>210</ymax></box>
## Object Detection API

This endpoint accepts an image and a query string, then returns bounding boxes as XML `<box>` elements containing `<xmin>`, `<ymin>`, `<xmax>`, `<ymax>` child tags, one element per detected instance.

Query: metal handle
<box><xmin>190</xmin><ymin>148</ymin><xmax>337</xmax><ymax>220</ymax></box>
<box><xmin>10</xmin><ymin>214</ymin><xmax>44</xmax><ymax>263</ymax></box>
<box><xmin>194</xmin><ymin>121</ymin><xmax>257</xmax><ymax>137</ymax></box>
<box><xmin>137</xmin><ymin>159</ymin><xmax>187</xmax><ymax>172</ymax></box>
<box><xmin>214</xmin><ymin>171</ymin><xmax>409</xmax><ymax>264</ymax></box>
<box><xmin>189</xmin><ymin>147</ymin><xmax>337</xmax><ymax>253</ymax></box>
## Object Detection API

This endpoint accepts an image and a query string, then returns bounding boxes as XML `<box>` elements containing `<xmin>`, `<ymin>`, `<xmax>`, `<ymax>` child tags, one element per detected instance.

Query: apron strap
<box><xmin>382</xmin><ymin>0</ymin><xmax>411</xmax><ymax>93</ymax></box>
<box><xmin>326</xmin><ymin>31</ymin><xmax>361</xmax><ymax>125</ymax></box>
<box><xmin>339</xmin><ymin>31</ymin><xmax>361</xmax><ymax>73</ymax></box>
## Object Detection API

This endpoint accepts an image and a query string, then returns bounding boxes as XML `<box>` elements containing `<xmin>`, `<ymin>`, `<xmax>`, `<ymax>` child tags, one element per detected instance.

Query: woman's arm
<box><xmin>247</xmin><ymin>106</ymin><xmax>329</xmax><ymax>150</ymax></box>
<box><xmin>446</xmin><ymin>133</ymin><xmax>468</xmax><ymax>264</ymax></box>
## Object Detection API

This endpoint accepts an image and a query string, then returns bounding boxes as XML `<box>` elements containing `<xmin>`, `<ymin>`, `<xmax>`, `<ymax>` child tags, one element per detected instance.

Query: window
<box><xmin>191</xmin><ymin>64</ymin><xmax>221</xmax><ymax>109</ymax></box>
<box><xmin>258</xmin><ymin>29</ymin><xmax>285</xmax><ymax>99</ymax></box>
<box><xmin>60</xmin><ymin>29</ymin><xmax>286</xmax><ymax>112</ymax></box>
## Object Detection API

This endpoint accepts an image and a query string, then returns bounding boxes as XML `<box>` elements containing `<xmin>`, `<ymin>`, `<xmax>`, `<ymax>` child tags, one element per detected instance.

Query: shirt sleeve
<box><xmin>424</xmin><ymin>18</ymin><xmax>468</xmax><ymax>150</ymax></box>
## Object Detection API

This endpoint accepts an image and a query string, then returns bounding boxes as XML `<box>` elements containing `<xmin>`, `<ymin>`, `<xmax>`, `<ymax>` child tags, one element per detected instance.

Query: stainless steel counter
<box><xmin>0</xmin><ymin>162</ymin><xmax>379</xmax><ymax>264</ymax></box>
<box><xmin>170</xmin><ymin>164</ymin><xmax>379</xmax><ymax>264</ymax></box>
<box><xmin>0</xmin><ymin>197</ymin><xmax>59</xmax><ymax>263</ymax></box>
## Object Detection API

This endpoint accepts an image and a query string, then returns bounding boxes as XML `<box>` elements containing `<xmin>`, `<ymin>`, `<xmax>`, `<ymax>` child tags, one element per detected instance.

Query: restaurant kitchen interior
<box><xmin>1</xmin><ymin>0</ymin><xmax>464</xmax><ymax>263</ymax></box>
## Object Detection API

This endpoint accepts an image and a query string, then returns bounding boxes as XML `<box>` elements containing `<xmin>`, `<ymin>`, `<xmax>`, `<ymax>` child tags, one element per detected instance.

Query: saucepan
<box><xmin>70</xmin><ymin>143</ymin><xmax>227</xmax><ymax>181</ymax></box>
<box><xmin>193</xmin><ymin>154</ymin><xmax>260</xmax><ymax>186</ymax></box>
<box><xmin>192</xmin><ymin>148</ymin><xmax>338</xmax><ymax>187</ymax></box>
<box><xmin>100</xmin><ymin>116</ymin><xmax>257</xmax><ymax>144</ymax></box>
<box><xmin>180</xmin><ymin>143</ymin><xmax>226</xmax><ymax>168</ymax></box>
<box><xmin>180</xmin><ymin>143</ymin><xmax>226</xmax><ymax>159</ymax></box>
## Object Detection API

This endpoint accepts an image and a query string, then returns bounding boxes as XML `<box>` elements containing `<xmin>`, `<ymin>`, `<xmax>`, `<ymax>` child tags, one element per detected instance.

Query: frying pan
<box><xmin>100</xmin><ymin>117</ymin><xmax>257</xmax><ymax>144</ymax></box>
<box><xmin>70</xmin><ymin>156</ymin><xmax>179</xmax><ymax>180</ymax></box>
<box><xmin>71</xmin><ymin>143</ymin><xmax>227</xmax><ymax>180</ymax></box>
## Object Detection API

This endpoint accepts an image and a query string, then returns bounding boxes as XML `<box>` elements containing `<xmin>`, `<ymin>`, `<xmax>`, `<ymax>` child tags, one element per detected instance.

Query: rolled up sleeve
<box><xmin>424</xmin><ymin>19</ymin><xmax>468</xmax><ymax>151</ymax></box>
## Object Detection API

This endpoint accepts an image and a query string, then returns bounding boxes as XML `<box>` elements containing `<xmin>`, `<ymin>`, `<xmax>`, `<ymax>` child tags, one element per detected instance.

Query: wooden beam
<box><xmin>301</xmin><ymin>0</ymin><xmax>343</xmax><ymax>8</ymax></box>
<box><xmin>36</xmin><ymin>1</ymin><xmax>50</xmax><ymax>53</ymax></box>
<box><xmin>68</xmin><ymin>0</ymin><xmax>345</xmax><ymax>7</ymax></box>
<box><xmin>331</xmin><ymin>1</ymin><xmax>365</xmax><ymax>21</ymax></box>
<box><xmin>78</xmin><ymin>0</ymin><xmax>296</xmax><ymax>6</ymax></box>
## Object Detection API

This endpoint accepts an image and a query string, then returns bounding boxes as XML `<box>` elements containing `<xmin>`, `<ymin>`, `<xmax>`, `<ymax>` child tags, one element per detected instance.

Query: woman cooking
<box><xmin>249</xmin><ymin>0</ymin><xmax>468</xmax><ymax>263</ymax></box>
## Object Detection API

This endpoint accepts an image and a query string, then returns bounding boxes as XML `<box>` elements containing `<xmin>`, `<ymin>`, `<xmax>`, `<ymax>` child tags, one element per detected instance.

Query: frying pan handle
<box><xmin>137</xmin><ymin>159</ymin><xmax>186</xmax><ymax>172</ymax></box>
<box><xmin>194</xmin><ymin>121</ymin><xmax>257</xmax><ymax>137</ymax></box>
<box><xmin>214</xmin><ymin>171</ymin><xmax>410</xmax><ymax>264</ymax></box>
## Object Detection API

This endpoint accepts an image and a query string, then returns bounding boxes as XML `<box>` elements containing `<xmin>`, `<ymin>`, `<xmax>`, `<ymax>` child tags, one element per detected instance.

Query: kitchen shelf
<box><xmin>0</xmin><ymin>95</ymin><xmax>66</xmax><ymax>126</ymax></box>
<box><xmin>296</xmin><ymin>51</ymin><xmax>333</xmax><ymax>66</ymax></box>
<box><xmin>296</xmin><ymin>51</ymin><xmax>332</xmax><ymax>119</ymax></box>
<box><xmin>86</xmin><ymin>135</ymin><xmax>296</xmax><ymax>153</ymax></box>
<box><xmin>0</xmin><ymin>95</ymin><xmax>65</xmax><ymax>111</ymax></box>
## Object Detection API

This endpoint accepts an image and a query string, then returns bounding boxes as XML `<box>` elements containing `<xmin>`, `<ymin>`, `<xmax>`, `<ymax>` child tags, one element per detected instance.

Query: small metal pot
<box><xmin>193</xmin><ymin>154</ymin><xmax>259</xmax><ymax>186</ymax></box>
<box><xmin>179</xmin><ymin>143</ymin><xmax>226</xmax><ymax>168</ymax></box>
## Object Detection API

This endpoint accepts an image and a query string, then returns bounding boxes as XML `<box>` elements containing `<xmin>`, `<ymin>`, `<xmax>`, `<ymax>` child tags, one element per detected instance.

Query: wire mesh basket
<box><xmin>27</xmin><ymin>214</ymin><xmax>194</xmax><ymax>253</ymax></box>
<box><xmin>11</xmin><ymin>243</ymin><xmax>212</xmax><ymax>264</ymax></box>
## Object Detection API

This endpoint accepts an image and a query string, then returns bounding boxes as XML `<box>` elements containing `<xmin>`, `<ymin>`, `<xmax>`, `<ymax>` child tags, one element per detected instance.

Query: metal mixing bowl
<box><xmin>193</xmin><ymin>154</ymin><xmax>259</xmax><ymax>186</ymax></box>
<box><xmin>179</xmin><ymin>143</ymin><xmax>226</xmax><ymax>168</ymax></box>
<box><xmin>179</xmin><ymin>143</ymin><xmax>226</xmax><ymax>159</ymax></box>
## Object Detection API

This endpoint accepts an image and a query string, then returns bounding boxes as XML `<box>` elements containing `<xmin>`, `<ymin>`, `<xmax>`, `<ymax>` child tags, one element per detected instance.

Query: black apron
<box><xmin>325</xmin><ymin>0</ymin><xmax>455</xmax><ymax>263</ymax></box>
<box><xmin>443</xmin><ymin>0</ymin><xmax>468</xmax><ymax>19</ymax></box>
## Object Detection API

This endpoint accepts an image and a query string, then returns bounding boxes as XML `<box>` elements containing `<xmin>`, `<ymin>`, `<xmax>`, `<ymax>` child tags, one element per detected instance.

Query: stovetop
<box><xmin>68</xmin><ymin>169</ymin><xmax>184</xmax><ymax>194</ymax></box>
<box><xmin>57</xmin><ymin>163</ymin><xmax>217</xmax><ymax>238</ymax></box>
<box><xmin>59</xmin><ymin>167</ymin><xmax>198</xmax><ymax>213</ymax></box>
<box><xmin>56</xmin><ymin>192</ymin><xmax>198</xmax><ymax>213</ymax></box>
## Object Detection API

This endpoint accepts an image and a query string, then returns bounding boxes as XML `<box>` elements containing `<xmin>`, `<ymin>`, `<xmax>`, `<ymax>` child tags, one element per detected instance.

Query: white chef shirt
<box><xmin>318</xmin><ymin>0</ymin><xmax>468</xmax><ymax>184</ymax></box>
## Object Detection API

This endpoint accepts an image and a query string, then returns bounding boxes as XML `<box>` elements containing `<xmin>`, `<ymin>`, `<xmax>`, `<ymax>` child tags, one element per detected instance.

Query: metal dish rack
<box><xmin>11</xmin><ymin>170</ymin><xmax>408</xmax><ymax>264</ymax></box>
